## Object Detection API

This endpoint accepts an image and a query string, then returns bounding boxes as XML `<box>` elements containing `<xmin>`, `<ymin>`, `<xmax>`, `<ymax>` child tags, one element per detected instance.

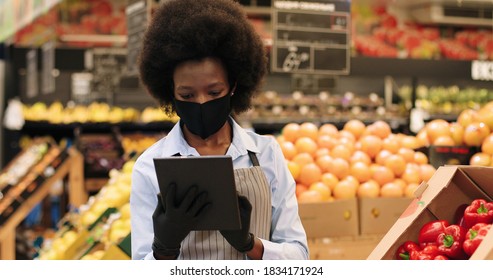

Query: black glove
<box><xmin>152</xmin><ymin>183</ymin><xmax>210</xmax><ymax>258</ymax></box>
<box><xmin>220</xmin><ymin>195</ymin><xmax>255</xmax><ymax>253</ymax></box>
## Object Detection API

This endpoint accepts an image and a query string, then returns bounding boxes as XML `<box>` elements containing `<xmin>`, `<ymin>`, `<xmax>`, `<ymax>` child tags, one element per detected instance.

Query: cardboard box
<box><xmin>298</xmin><ymin>198</ymin><xmax>359</xmax><ymax>238</ymax></box>
<box><xmin>309</xmin><ymin>235</ymin><xmax>383</xmax><ymax>260</ymax></box>
<box><xmin>367</xmin><ymin>165</ymin><xmax>493</xmax><ymax>260</ymax></box>
<box><xmin>358</xmin><ymin>197</ymin><xmax>413</xmax><ymax>235</ymax></box>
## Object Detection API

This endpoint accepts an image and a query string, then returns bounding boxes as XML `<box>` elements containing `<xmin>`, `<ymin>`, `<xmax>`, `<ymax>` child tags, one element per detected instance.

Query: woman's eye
<box><xmin>209</xmin><ymin>91</ymin><xmax>222</xmax><ymax>96</ymax></box>
<box><xmin>179</xmin><ymin>94</ymin><xmax>192</xmax><ymax>99</ymax></box>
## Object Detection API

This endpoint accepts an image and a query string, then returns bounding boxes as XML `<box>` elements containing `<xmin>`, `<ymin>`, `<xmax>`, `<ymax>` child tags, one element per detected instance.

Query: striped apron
<box><xmin>177</xmin><ymin>151</ymin><xmax>272</xmax><ymax>260</ymax></box>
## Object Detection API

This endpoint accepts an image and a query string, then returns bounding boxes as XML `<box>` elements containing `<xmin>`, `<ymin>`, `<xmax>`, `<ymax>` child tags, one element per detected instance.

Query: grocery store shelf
<box><xmin>59</xmin><ymin>35</ymin><xmax>127</xmax><ymax>45</ymax></box>
<box><xmin>424</xmin><ymin>114</ymin><xmax>459</xmax><ymax>122</ymax></box>
<box><xmin>244</xmin><ymin>6</ymin><xmax>272</xmax><ymax>17</ymax></box>
<box><xmin>22</xmin><ymin>117</ymin><xmax>408</xmax><ymax>136</ymax></box>
<box><xmin>0</xmin><ymin>147</ymin><xmax>85</xmax><ymax>260</ymax></box>
<box><xmin>350</xmin><ymin>56</ymin><xmax>473</xmax><ymax>79</ymax></box>
<box><xmin>247</xmin><ymin>116</ymin><xmax>409</xmax><ymax>134</ymax></box>
<box><xmin>11</xmin><ymin>46</ymin><xmax>478</xmax><ymax>79</ymax></box>
<box><xmin>20</xmin><ymin>121</ymin><xmax>176</xmax><ymax>134</ymax></box>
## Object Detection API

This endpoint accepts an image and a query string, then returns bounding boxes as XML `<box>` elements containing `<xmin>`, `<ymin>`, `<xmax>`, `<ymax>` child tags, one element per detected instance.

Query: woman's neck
<box><xmin>182</xmin><ymin>122</ymin><xmax>233</xmax><ymax>155</ymax></box>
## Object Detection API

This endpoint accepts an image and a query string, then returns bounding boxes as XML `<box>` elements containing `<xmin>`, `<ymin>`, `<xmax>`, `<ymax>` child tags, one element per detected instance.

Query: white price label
<box><xmin>471</xmin><ymin>60</ymin><xmax>493</xmax><ymax>81</ymax></box>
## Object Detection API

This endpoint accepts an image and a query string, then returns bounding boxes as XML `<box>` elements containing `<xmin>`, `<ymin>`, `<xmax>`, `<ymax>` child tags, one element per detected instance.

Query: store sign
<box><xmin>26</xmin><ymin>49</ymin><xmax>38</xmax><ymax>98</ymax></box>
<box><xmin>274</xmin><ymin>1</ymin><xmax>335</xmax><ymax>11</ymax></box>
<box><xmin>471</xmin><ymin>60</ymin><xmax>493</xmax><ymax>81</ymax></box>
<box><xmin>126</xmin><ymin>0</ymin><xmax>147</xmax><ymax>76</ymax></box>
<box><xmin>271</xmin><ymin>0</ymin><xmax>351</xmax><ymax>75</ymax></box>
<box><xmin>92</xmin><ymin>48</ymin><xmax>127</xmax><ymax>103</ymax></box>
<box><xmin>41</xmin><ymin>41</ymin><xmax>55</xmax><ymax>94</ymax></box>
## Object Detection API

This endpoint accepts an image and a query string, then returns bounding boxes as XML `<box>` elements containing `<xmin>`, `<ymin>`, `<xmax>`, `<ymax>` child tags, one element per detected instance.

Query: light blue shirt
<box><xmin>130</xmin><ymin>117</ymin><xmax>309</xmax><ymax>260</ymax></box>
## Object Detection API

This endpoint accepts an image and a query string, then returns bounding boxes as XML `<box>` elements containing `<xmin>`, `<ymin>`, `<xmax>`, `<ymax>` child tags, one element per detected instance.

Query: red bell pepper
<box><xmin>410</xmin><ymin>244</ymin><xmax>435</xmax><ymax>260</ymax></box>
<box><xmin>395</xmin><ymin>241</ymin><xmax>420</xmax><ymax>260</ymax></box>
<box><xmin>409</xmin><ymin>244</ymin><xmax>449</xmax><ymax>260</ymax></box>
<box><xmin>453</xmin><ymin>203</ymin><xmax>469</xmax><ymax>228</ymax></box>
<box><xmin>463</xmin><ymin>199</ymin><xmax>493</xmax><ymax>229</ymax></box>
<box><xmin>463</xmin><ymin>223</ymin><xmax>492</xmax><ymax>257</ymax></box>
<box><xmin>436</xmin><ymin>224</ymin><xmax>468</xmax><ymax>259</ymax></box>
<box><xmin>421</xmin><ymin>244</ymin><xmax>440</xmax><ymax>257</ymax></box>
<box><xmin>418</xmin><ymin>220</ymin><xmax>449</xmax><ymax>248</ymax></box>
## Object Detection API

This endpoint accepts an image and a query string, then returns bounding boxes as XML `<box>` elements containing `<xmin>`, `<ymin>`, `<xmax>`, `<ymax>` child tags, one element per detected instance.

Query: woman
<box><xmin>131</xmin><ymin>0</ymin><xmax>308</xmax><ymax>260</ymax></box>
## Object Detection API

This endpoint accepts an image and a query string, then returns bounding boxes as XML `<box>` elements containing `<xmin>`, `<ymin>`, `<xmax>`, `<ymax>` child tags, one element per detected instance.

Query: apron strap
<box><xmin>247</xmin><ymin>150</ymin><xmax>260</xmax><ymax>167</ymax></box>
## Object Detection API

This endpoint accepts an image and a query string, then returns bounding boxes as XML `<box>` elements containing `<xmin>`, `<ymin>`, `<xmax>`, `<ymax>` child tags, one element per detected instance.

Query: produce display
<box><xmin>0</xmin><ymin>142</ymin><xmax>50</xmax><ymax>192</ymax></box>
<box><xmin>416</xmin><ymin>117</ymin><xmax>490</xmax><ymax>149</ymax></box>
<box><xmin>120</xmin><ymin>133</ymin><xmax>164</xmax><ymax>155</ymax></box>
<box><xmin>395</xmin><ymin>199</ymin><xmax>493</xmax><ymax>260</ymax></box>
<box><xmin>352</xmin><ymin>3</ymin><xmax>493</xmax><ymax>60</ymax></box>
<box><xmin>22</xmin><ymin>101</ymin><xmax>179</xmax><ymax>124</ymax></box>
<box><xmin>244</xmin><ymin>91</ymin><xmax>405</xmax><ymax>125</ymax></box>
<box><xmin>77</xmin><ymin>132</ymin><xmax>125</xmax><ymax>178</ymax></box>
<box><xmin>410</xmin><ymin>101</ymin><xmax>493</xmax><ymax>167</ymax></box>
<box><xmin>0</xmin><ymin>140</ymin><xmax>66</xmax><ymax>224</ymax></box>
<box><xmin>406</xmin><ymin>85</ymin><xmax>493</xmax><ymax>116</ymax></box>
<box><xmin>5</xmin><ymin>0</ymin><xmax>493</xmax><ymax>262</ymax></box>
<box><xmin>14</xmin><ymin>0</ymin><xmax>127</xmax><ymax>47</ymax></box>
<box><xmin>276</xmin><ymin>120</ymin><xmax>436</xmax><ymax>203</ymax></box>
<box><xmin>36</xmin><ymin>160</ymin><xmax>134</xmax><ymax>260</ymax></box>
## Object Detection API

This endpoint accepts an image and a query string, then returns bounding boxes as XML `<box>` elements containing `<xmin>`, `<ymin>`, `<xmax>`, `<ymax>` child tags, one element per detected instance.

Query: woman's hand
<box><xmin>220</xmin><ymin>195</ymin><xmax>256</xmax><ymax>254</ymax></box>
<box><xmin>152</xmin><ymin>183</ymin><xmax>211</xmax><ymax>259</ymax></box>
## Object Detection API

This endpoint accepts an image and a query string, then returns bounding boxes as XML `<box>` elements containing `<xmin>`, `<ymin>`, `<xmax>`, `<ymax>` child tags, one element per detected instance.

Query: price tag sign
<box><xmin>126</xmin><ymin>0</ymin><xmax>147</xmax><ymax>76</ymax></box>
<box><xmin>471</xmin><ymin>60</ymin><xmax>493</xmax><ymax>81</ymax></box>
<box><xmin>92</xmin><ymin>48</ymin><xmax>127</xmax><ymax>102</ymax></box>
<box><xmin>41</xmin><ymin>41</ymin><xmax>56</xmax><ymax>94</ymax></box>
<box><xmin>271</xmin><ymin>0</ymin><xmax>351</xmax><ymax>75</ymax></box>
<box><xmin>26</xmin><ymin>49</ymin><xmax>38</xmax><ymax>98</ymax></box>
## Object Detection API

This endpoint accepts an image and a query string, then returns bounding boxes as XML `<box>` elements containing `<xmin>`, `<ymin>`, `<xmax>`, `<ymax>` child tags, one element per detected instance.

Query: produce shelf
<box><xmin>350</xmin><ymin>56</ymin><xmax>473</xmax><ymax>79</ymax></box>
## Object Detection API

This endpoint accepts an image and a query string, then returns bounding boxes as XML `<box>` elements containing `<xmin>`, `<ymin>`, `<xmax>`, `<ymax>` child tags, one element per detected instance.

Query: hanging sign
<box><xmin>41</xmin><ymin>41</ymin><xmax>55</xmax><ymax>94</ymax></box>
<box><xmin>26</xmin><ymin>48</ymin><xmax>39</xmax><ymax>98</ymax></box>
<box><xmin>125</xmin><ymin>0</ymin><xmax>147</xmax><ymax>76</ymax></box>
<box><xmin>271</xmin><ymin>0</ymin><xmax>351</xmax><ymax>75</ymax></box>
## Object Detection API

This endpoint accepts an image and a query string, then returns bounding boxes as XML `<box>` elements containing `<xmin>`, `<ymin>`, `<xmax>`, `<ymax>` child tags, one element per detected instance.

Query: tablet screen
<box><xmin>153</xmin><ymin>155</ymin><xmax>241</xmax><ymax>231</ymax></box>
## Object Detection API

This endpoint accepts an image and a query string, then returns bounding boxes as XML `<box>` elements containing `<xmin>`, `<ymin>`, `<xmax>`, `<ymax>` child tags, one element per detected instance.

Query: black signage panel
<box><xmin>275</xmin><ymin>45</ymin><xmax>311</xmax><ymax>71</ymax></box>
<box><xmin>271</xmin><ymin>0</ymin><xmax>351</xmax><ymax>75</ymax></box>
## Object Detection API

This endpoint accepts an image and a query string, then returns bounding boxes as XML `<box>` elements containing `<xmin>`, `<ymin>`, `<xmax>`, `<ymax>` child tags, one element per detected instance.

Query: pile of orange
<box><xmin>278</xmin><ymin>120</ymin><xmax>436</xmax><ymax>203</ymax></box>
<box><xmin>413</xmin><ymin>101</ymin><xmax>493</xmax><ymax>167</ymax></box>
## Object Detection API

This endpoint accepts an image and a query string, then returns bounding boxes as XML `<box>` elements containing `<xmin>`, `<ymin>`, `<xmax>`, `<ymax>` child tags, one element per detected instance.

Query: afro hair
<box><xmin>138</xmin><ymin>0</ymin><xmax>267</xmax><ymax>116</ymax></box>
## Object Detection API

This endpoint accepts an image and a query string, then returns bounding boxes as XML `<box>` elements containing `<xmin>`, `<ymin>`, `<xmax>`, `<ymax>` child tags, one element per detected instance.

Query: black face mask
<box><xmin>174</xmin><ymin>94</ymin><xmax>232</xmax><ymax>139</ymax></box>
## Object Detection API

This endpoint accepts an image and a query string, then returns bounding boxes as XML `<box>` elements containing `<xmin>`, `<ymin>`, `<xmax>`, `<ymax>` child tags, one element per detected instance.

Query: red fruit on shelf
<box><xmin>380</xmin><ymin>14</ymin><xmax>397</xmax><ymax>28</ymax></box>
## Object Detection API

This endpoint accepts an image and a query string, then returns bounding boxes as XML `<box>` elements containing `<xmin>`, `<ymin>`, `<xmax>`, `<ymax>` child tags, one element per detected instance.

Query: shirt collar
<box><xmin>229</xmin><ymin>117</ymin><xmax>259</xmax><ymax>157</ymax></box>
<box><xmin>159</xmin><ymin>117</ymin><xmax>259</xmax><ymax>158</ymax></box>
<box><xmin>159</xmin><ymin>121</ymin><xmax>193</xmax><ymax>157</ymax></box>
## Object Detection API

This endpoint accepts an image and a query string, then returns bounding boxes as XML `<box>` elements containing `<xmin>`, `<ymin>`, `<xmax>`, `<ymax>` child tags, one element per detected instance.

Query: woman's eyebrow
<box><xmin>175</xmin><ymin>82</ymin><xmax>226</xmax><ymax>90</ymax></box>
<box><xmin>206</xmin><ymin>82</ymin><xmax>226</xmax><ymax>88</ymax></box>
<box><xmin>175</xmin><ymin>85</ymin><xmax>194</xmax><ymax>90</ymax></box>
